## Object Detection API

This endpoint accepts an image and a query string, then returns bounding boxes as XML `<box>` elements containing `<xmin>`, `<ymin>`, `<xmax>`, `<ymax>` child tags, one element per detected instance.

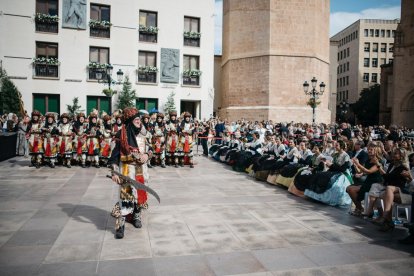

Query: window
<box><xmin>337</xmin><ymin>66</ymin><xmax>339</xmax><ymax>74</ymax></box>
<box><xmin>363</xmin><ymin>73</ymin><xmax>369</xmax><ymax>82</ymax></box>
<box><xmin>355</xmin><ymin>30</ymin><xmax>358</xmax><ymax>38</ymax></box>
<box><xmin>89</xmin><ymin>47</ymin><xmax>109</xmax><ymax>79</ymax></box>
<box><xmin>381</xmin><ymin>29</ymin><xmax>385</xmax><ymax>37</ymax></box>
<box><xmin>389</xmin><ymin>58</ymin><xmax>393</xmax><ymax>63</ymax></box>
<box><xmin>364</xmin><ymin>42</ymin><xmax>370</xmax><ymax>52</ymax></box>
<box><xmin>346</xmin><ymin>90</ymin><xmax>349</xmax><ymax>100</ymax></box>
<box><xmin>339</xmin><ymin>78</ymin><xmax>343</xmax><ymax>87</ymax></box>
<box><xmin>339</xmin><ymin>64</ymin><xmax>342</xmax><ymax>73</ymax></box>
<box><xmin>389</xmin><ymin>43</ymin><xmax>394</xmax><ymax>52</ymax></box>
<box><xmin>184</xmin><ymin>16</ymin><xmax>200</xmax><ymax>47</ymax></box>
<box><xmin>340</xmin><ymin>51</ymin><xmax>343</xmax><ymax>59</ymax></box>
<box><xmin>387</xmin><ymin>30</ymin><xmax>390</xmax><ymax>37</ymax></box>
<box><xmin>138</xmin><ymin>51</ymin><xmax>157</xmax><ymax>83</ymax></box>
<box><xmin>34</xmin><ymin>42</ymin><xmax>59</xmax><ymax>78</ymax></box>
<box><xmin>87</xmin><ymin>96</ymin><xmax>111</xmax><ymax>114</ymax></box>
<box><xmin>183</xmin><ymin>55</ymin><xmax>200</xmax><ymax>86</ymax></box>
<box><xmin>392</xmin><ymin>30</ymin><xmax>395</xmax><ymax>37</ymax></box>
<box><xmin>346</xmin><ymin>47</ymin><xmax>349</xmax><ymax>57</ymax></box>
<box><xmin>364</xmin><ymin>58</ymin><xmax>370</xmax><ymax>67</ymax></box>
<box><xmin>364</xmin><ymin>29</ymin><xmax>368</xmax><ymax>37</ymax></box>
<box><xmin>139</xmin><ymin>10</ymin><xmax>158</xmax><ymax>43</ymax></box>
<box><xmin>370</xmin><ymin>29</ymin><xmax>374</xmax><ymax>37</ymax></box>
<box><xmin>346</xmin><ymin>62</ymin><xmax>349</xmax><ymax>71</ymax></box>
<box><xmin>33</xmin><ymin>93</ymin><xmax>60</xmax><ymax>114</ymax></box>
<box><xmin>380</xmin><ymin>43</ymin><xmax>387</xmax><ymax>52</ymax></box>
<box><xmin>372</xmin><ymin>73</ymin><xmax>378</xmax><ymax>83</ymax></box>
<box><xmin>136</xmin><ymin>98</ymin><xmax>158</xmax><ymax>111</ymax></box>
<box><xmin>337</xmin><ymin>52</ymin><xmax>340</xmax><ymax>61</ymax></box>
<box><xmin>35</xmin><ymin>0</ymin><xmax>59</xmax><ymax>33</ymax></box>
<box><xmin>372</xmin><ymin>43</ymin><xmax>378</xmax><ymax>52</ymax></box>
<box><xmin>375</xmin><ymin>29</ymin><xmax>379</xmax><ymax>37</ymax></box>
<box><xmin>337</xmin><ymin>79</ymin><xmax>339</xmax><ymax>88</ymax></box>
<box><xmin>381</xmin><ymin>58</ymin><xmax>386</xmax><ymax>65</ymax></box>
<box><xmin>90</xmin><ymin>4</ymin><xmax>111</xmax><ymax>38</ymax></box>
<box><xmin>372</xmin><ymin>58</ymin><xmax>378</xmax><ymax>67</ymax></box>
<box><xmin>346</xmin><ymin>76</ymin><xmax>349</xmax><ymax>85</ymax></box>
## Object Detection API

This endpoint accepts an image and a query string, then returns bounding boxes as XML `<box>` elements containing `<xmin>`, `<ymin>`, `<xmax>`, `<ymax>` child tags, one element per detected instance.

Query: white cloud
<box><xmin>214</xmin><ymin>0</ymin><xmax>223</xmax><ymax>55</ymax></box>
<box><xmin>330</xmin><ymin>6</ymin><xmax>401</xmax><ymax>36</ymax></box>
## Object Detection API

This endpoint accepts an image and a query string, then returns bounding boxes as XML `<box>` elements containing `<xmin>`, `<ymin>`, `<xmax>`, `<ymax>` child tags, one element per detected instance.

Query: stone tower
<box><xmin>220</xmin><ymin>0</ymin><xmax>331</xmax><ymax>123</ymax></box>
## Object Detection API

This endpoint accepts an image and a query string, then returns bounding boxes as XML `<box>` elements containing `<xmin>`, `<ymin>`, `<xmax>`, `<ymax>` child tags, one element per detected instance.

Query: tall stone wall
<box><xmin>220</xmin><ymin>0</ymin><xmax>331</xmax><ymax>123</ymax></box>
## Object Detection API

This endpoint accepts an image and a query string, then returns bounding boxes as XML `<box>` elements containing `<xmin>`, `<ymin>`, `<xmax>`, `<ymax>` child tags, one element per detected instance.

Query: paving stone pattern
<box><xmin>0</xmin><ymin>156</ymin><xmax>413</xmax><ymax>275</ymax></box>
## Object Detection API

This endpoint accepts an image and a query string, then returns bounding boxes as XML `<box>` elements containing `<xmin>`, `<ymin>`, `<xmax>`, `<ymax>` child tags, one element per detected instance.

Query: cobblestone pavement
<box><xmin>0</xmin><ymin>154</ymin><xmax>413</xmax><ymax>275</ymax></box>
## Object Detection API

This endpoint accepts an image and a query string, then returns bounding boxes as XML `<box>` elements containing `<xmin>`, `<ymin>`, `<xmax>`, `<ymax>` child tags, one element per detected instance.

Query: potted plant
<box><xmin>102</xmin><ymin>88</ymin><xmax>117</xmax><ymax>97</ymax></box>
<box><xmin>306</xmin><ymin>98</ymin><xmax>321</xmax><ymax>108</ymax></box>
<box><xmin>32</xmin><ymin>57</ymin><xmax>60</xmax><ymax>65</ymax></box>
<box><xmin>138</xmin><ymin>66</ymin><xmax>158</xmax><ymax>74</ymax></box>
<box><xmin>183</xmin><ymin>31</ymin><xmax>201</xmax><ymax>39</ymax></box>
<box><xmin>89</xmin><ymin>19</ymin><xmax>112</xmax><ymax>29</ymax></box>
<box><xmin>34</xmin><ymin>13</ymin><xmax>59</xmax><ymax>23</ymax></box>
<box><xmin>139</xmin><ymin>25</ymin><xmax>159</xmax><ymax>34</ymax></box>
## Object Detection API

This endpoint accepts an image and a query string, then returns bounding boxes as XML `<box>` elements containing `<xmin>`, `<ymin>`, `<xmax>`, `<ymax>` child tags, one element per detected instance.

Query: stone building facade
<box><xmin>379</xmin><ymin>0</ymin><xmax>414</xmax><ymax>128</ymax></box>
<box><xmin>218</xmin><ymin>0</ymin><xmax>331</xmax><ymax>123</ymax></box>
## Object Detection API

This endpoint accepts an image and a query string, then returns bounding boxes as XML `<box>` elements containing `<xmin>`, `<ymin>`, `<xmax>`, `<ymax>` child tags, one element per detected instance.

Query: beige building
<box><xmin>218</xmin><ymin>0</ymin><xmax>331</xmax><ymax>123</ymax></box>
<box><xmin>329</xmin><ymin>40</ymin><xmax>339</xmax><ymax>122</ymax></box>
<box><xmin>379</xmin><ymin>0</ymin><xmax>414</xmax><ymax>128</ymax></box>
<box><xmin>331</xmin><ymin>19</ymin><xmax>399</xmax><ymax>106</ymax></box>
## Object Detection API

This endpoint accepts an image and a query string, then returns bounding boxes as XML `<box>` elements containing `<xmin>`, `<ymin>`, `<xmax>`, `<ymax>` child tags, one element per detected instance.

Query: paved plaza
<box><xmin>0</xmin><ymin>154</ymin><xmax>413</xmax><ymax>275</ymax></box>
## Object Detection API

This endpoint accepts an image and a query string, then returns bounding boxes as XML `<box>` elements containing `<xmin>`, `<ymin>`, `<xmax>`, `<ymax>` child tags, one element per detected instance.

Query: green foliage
<box><xmin>353</xmin><ymin>84</ymin><xmax>380</xmax><ymax>126</ymax></box>
<box><xmin>117</xmin><ymin>76</ymin><xmax>136</xmax><ymax>110</ymax></box>
<box><xmin>102</xmin><ymin>88</ymin><xmax>117</xmax><ymax>97</ymax></box>
<box><xmin>66</xmin><ymin>97</ymin><xmax>83</xmax><ymax>116</ymax></box>
<box><xmin>0</xmin><ymin>69</ymin><xmax>23</xmax><ymax>116</ymax></box>
<box><xmin>163</xmin><ymin>91</ymin><xmax>176</xmax><ymax>114</ymax></box>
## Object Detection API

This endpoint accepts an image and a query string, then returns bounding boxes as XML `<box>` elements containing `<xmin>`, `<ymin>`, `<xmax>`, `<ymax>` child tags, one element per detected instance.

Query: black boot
<box><xmin>115</xmin><ymin>225</ymin><xmax>124</xmax><ymax>239</ymax></box>
<box><xmin>132</xmin><ymin>208</ymin><xmax>142</xmax><ymax>228</ymax></box>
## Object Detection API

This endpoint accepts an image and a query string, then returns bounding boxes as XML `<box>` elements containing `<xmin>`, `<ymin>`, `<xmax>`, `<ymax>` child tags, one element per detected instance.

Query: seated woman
<box><xmin>346</xmin><ymin>144</ymin><xmax>383</xmax><ymax>217</ymax></box>
<box><xmin>233</xmin><ymin>132</ymin><xmax>262</xmax><ymax>172</ymax></box>
<box><xmin>368</xmin><ymin>148</ymin><xmax>412</xmax><ymax>231</ymax></box>
<box><xmin>276</xmin><ymin>141</ymin><xmax>312</xmax><ymax>188</ymax></box>
<box><xmin>303</xmin><ymin>140</ymin><xmax>353</xmax><ymax>206</ymax></box>
<box><xmin>289</xmin><ymin>144</ymin><xmax>326</xmax><ymax>197</ymax></box>
<box><xmin>267</xmin><ymin>139</ymin><xmax>300</xmax><ymax>185</ymax></box>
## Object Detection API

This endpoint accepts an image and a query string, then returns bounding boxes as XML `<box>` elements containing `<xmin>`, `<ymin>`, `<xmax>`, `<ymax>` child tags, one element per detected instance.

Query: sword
<box><xmin>106</xmin><ymin>170</ymin><xmax>161</xmax><ymax>203</ymax></box>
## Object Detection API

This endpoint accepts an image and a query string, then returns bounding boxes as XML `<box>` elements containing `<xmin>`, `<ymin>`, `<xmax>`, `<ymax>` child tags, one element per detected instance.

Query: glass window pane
<box><xmin>36</xmin><ymin>0</ymin><xmax>47</xmax><ymax>14</ymax></box>
<box><xmin>48</xmin><ymin>45</ymin><xmax>57</xmax><ymax>58</ymax></box>
<box><xmin>101</xmin><ymin>6</ymin><xmax>110</xmax><ymax>21</ymax></box>
<box><xmin>89</xmin><ymin>48</ymin><xmax>98</xmax><ymax>62</ymax></box>
<box><xmin>147</xmin><ymin>13</ymin><xmax>156</xmax><ymax>26</ymax></box>
<box><xmin>184</xmin><ymin>18</ymin><xmax>191</xmax><ymax>31</ymax></box>
<box><xmin>138</xmin><ymin>52</ymin><xmax>146</xmax><ymax>65</ymax></box>
<box><xmin>100</xmin><ymin>49</ymin><xmax>109</xmax><ymax>63</ymax></box>
<box><xmin>183</xmin><ymin>56</ymin><xmax>189</xmax><ymax>70</ymax></box>
<box><xmin>190</xmin><ymin>19</ymin><xmax>199</xmax><ymax>31</ymax></box>
<box><xmin>36</xmin><ymin>44</ymin><xmax>46</xmax><ymax>57</ymax></box>
<box><xmin>90</xmin><ymin>5</ymin><xmax>100</xmax><ymax>20</ymax></box>
<box><xmin>49</xmin><ymin>0</ymin><xmax>58</xmax><ymax>15</ymax></box>
<box><xmin>147</xmin><ymin>52</ymin><xmax>156</xmax><ymax>66</ymax></box>
<box><xmin>139</xmin><ymin>12</ymin><xmax>146</xmax><ymax>26</ymax></box>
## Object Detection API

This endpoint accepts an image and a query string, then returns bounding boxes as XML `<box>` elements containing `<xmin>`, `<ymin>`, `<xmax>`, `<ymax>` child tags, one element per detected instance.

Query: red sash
<box><xmin>60</xmin><ymin>140</ymin><xmax>66</xmax><ymax>155</ymax></box>
<box><xmin>102</xmin><ymin>144</ymin><xmax>110</xmax><ymax>157</ymax></box>
<box><xmin>183</xmin><ymin>135</ymin><xmax>190</xmax><ymax>153</ymax></box>
<box><xmin>88</xmin><ymin>139</ymin><xmax>94</xmax><ymax>155</ymax></box>
<box><xmin>45</xmin><ymin>141</ymin><xmax>51</xmax><ymax>156</ymax></box>
<box><xmin>77</xmin><ymin>140</ymin><xmax>82</xmax><ymax>155</ymax></box>
<box><xmin>136</xmin><ymin>175</ymin><xmax>147</xmax><ymax>205</ymax></box>
<box><xmin>170</xmin><ymin>135</ymin><xmax>176</xmax><ymax>152</ymax></box>
<box><xmin>33</xmin><ymin>138</ymin><xmax>39</xmax><ymax>153</ymax></box>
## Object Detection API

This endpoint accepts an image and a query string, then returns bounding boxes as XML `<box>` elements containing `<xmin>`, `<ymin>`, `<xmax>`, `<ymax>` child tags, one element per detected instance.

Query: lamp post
<box><xmin>303</xmin><ymin>77</ymin><xmax>325</xmax><ymax>124</ymax></box>
<box><xmin>96</xmin><ymin>65</ymin><xmax>124</xmax><ymax>113</ymax></box>
<box><xmin>338</xmin><ymin>100</ymin><xmax>349</xmax><ymax>122</ymax></box>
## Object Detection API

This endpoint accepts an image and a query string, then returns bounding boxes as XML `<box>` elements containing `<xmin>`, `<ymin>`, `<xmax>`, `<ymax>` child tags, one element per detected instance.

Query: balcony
<box><xmin>34</xmin><ymin>63</ymin><xmax>59</xmax><ymax>78</ymax></box>
<box><xmin>138</xmin><ymin>72</ymin><xmax>157</xmax><ymax>83</ymax></box>
<box><xmin>139</xmin><ymin>25</ymin><xmax>158</xmax><ymax>43</ymax></box>
<box><xmin>90</xmin><ymin>27</ymin><xmax>110</xmax><ymax>38</ymax></box>
<box><xmin>183</xmin><ymin>32</ymin><xmax>201</xmax><ymax>47</ymax></box>
<box><xmin>34</xmin><ymin>13</ymin><xmax>59</xmax><ymax>33</ymax></box>
<box><xmin>182</xmin><ymin>76</ymin><xmax>200</xmax><ymax>86</ymax></box>
<box><xmin>35</xmin><ymin>21</ymin><xmax>58</xmax><ymax>33</ymax></box>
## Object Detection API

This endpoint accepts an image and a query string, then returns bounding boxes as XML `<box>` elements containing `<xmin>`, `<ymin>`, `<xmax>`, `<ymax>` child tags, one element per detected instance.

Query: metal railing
<box><xmin>34</xmin><ymin>64</ymin><xmax>59</xmax><ymax>78</ymax></box>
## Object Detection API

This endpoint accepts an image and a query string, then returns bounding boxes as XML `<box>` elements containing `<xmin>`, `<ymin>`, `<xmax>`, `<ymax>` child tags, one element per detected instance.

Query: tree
<box><xmin>0</xmin><ymin>69</ymin><xmax>23</xmax><ymax>116</ymax></box>
<box><xmin>117</xmin><ymin>76</ymin><xmax>136</xmax><ymax>110</ymax></box>
<box><xmin>353</xmin><ymin>84</ymin><xmax>380</xmax><ymax>126</ymax></box>
<box><xmin>163</xmin><ymin>91</ymin><xmax>176</xmax><ymax>114</ymax></box>
<box><xmin>66</xmin><ymin>97</ymin><xmax>83</xmax><ymax>116</ymax></box>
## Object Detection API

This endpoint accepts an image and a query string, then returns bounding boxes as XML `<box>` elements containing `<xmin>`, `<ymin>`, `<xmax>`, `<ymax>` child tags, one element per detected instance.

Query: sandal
<box><xmin>350</xmin><ymin>209</ymin><xmax>363</xmax><ymax>217</ymax></box>
<box><xmin>379</xmin><ymin>220</ymin><xmax>395</xmax><ymax>232</ymax></box>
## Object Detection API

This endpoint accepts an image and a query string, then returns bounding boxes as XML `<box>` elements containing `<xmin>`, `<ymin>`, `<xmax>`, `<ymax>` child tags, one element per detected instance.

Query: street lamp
<box><xmin>96</xmin><ymin>65</ymin><xmax>124</xmax><ymax>95</ymax></box>
<box><xmin>338</xmin><ymin>100</ymin><xmax>349</xmax><ymax>122</ymax></box>
<box><xmin>303</xmin><ymin>77</ymin><xmax>325</xmax><ymax>123</ymax></box>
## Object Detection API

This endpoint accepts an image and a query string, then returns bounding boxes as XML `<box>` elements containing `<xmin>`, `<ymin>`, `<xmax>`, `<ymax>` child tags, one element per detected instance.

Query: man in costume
<box><xmin>42</xmin><ymin>113</ymin><xmax>59</xmax><ymax>168</ymax></box>
<box><xmin>141</xmin><ymin>113</ymin><xmax>153</xmax><ymax>168</ymax></box>
<box><xmin>72</xmin><ymin>113</ymin><xmax>88</xmax><ymax>167</ymax></box>
<box><xmin>151</xmin><ymin>113</ymin><xmax>166</xmax><ymax>168</ymax></box>
<box><xmin>109</xmin><ymin>107</ymin><xmax>152</xmax><ymax>239</ymax></box>
<box><xmin>86</xmin><ymin>112</ymin><xmax>101</xmax><ymax>168</ymax></box>
<box><xmin>178</xmin><ymin>112</ymin><xmax>195</xmax><ymax>168</ymax></box>
<box><xmin>100</xmin><ymin>113</ymin><xmax>113</xmax><ymax>167</ymax></box>
<box><xmin>57</xmin><ymin>113</ymin><xmax>74</xmax><ymax>168</ymax></box>
<box><xmin>165</xmin><ymin>111</ymin><xmax>180</xmax><ymax>167</ymax></box>
<box><xmin>28</xmin><ymin>110</ymin><xmax>44</xmax><ymax>168</ymax></box>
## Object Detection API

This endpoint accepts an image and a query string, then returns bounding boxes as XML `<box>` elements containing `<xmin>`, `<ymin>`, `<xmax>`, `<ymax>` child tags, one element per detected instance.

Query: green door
<box><xmin>100</xmin><ymin>97</ymin><xmax>111</xmax><ymax>114</ymax></box>
<box><xmin>48</xmin><ymin>95</ymin><xmax>60</xmax><ymax>113</ymax></box>
<box><xmin>147</xmin><ymin>98</ymin><xmax>158</xmax><ymax>111</ymax></box>
<box><xmin>87</xmin><ymin>96</ymin><xmax>98</xmax><ymax>115</ymax></box>
<box><xmin>33</xmin><ymin>94</ymin><xmax>46</xmax><ymax>115</ymax></box>
<box><xmin>136</xmin><ymin>98</ymin><xmax>145</xmax><ymax>110</ymax></box>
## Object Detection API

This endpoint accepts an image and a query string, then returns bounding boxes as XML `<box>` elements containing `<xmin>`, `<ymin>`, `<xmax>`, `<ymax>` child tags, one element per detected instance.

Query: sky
<box><xmin>214</xmin><ymin>0</ymin><xmax>401</xmax><ymax>54</ymax></box>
